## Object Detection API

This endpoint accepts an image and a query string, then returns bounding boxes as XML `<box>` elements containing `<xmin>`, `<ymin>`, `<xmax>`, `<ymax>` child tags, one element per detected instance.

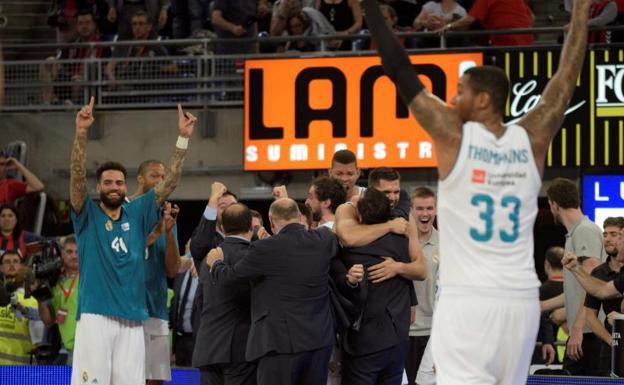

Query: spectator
<box><xmin>170</xmin><ymin>0</ymin><xmax>213</xmax><ymax>38</ymax></box>
<box><xmin>546</xmin><ymin>177</ymin><xmax>607</xmax><ymax>376</ymax></box>
<box><xmin>284</xmin><ymin>7</ymin><xmax>336</xmax><ymax>51</ymax></box>
<box><xmin>584</xmin><ymin>217</ymin><xmax>624</xmax><ymax>376</ymax></box>
<box><xmin>0</xmin><ymin>250</ymin><xmax>45</xmax><ymax>365</ymax></box>
<box><xmin>380</xmin><ymin>0</ymin><xmax>422</xmax><ymax>28</ymax></box>
<box><xmin>107</xmin><ymin>0</ymin><xmax>170</xmax><ymax>39</ymax></box>
<box><xmin>588</xmin><ymin>0</ymin><xmax>618</xmax><ymax>43</ymax></box>
<box><xmin>37</xmin><ymin>236</ymin><xmax>80</xmax><ymax>366</ymax></box>
<box><xmin>48</xmin><ymin>0</ymin><xmax>113</xmax><ymax>42</ymax></box>
<box><xmin>535</xmin><ymin>246</ymin><xmax>565</xmax><ymax>365</ymax></box>
<box><xmin>412</xmin><ymin>0</ymin><xmax>466</xmax><ymax>47</ymax></box>
<box><xmin>369</xmin><ymin>4</ymin><xmax>407</xmax><ymax>49</ymax></box>
<box><xmin>441</xmin><ymin>0</ymin><xmax>534</xmax><ymax>46</ymax></box>
<box><xmin>316</xmin><ymin>0</ymin><xmax>362</xmax><ymax>50</ymax></box>
<box><xmin>0</xmin><ymin>204</ymin><xmax>44</xmax><ymax>260</ymax></box>
<box><xmin>0</xmin><ymin>152</ymin><xmax>45</xmax><ymax>206</ymax></box>
<box><xmin>41</xmin><ymin>10</ymin><xmax>112</xmax><ymax>105</ymax></box>
<box><xmin>105</xmin><ymin>10</ymin><xmax>176</xmax><ymax>85</ymax></box>
<box><xmin>211</xmin><ymin>0</ymin><xmax>259</xmax><ymax>54</ymax></box>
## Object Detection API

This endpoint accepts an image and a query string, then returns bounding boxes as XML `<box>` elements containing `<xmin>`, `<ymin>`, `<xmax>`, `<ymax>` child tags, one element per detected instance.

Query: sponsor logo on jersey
<box><xmin>472</xmin><ymin>169</ymin><xmax>486</xmax><ymax>184</ymax></box>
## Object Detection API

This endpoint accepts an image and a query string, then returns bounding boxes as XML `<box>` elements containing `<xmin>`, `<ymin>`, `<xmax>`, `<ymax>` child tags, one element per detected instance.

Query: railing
<box><xmin>1</xmin><ymin>25</ymin><xmax>621</xmax><ymax>111</ymax></box>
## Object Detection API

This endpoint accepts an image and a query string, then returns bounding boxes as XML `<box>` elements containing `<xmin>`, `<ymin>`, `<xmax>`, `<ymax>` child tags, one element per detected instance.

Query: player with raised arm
<box><xmin>361</xmin><ymin>0</ymin><xmax>590</xmax><ymax>382</ymax></box>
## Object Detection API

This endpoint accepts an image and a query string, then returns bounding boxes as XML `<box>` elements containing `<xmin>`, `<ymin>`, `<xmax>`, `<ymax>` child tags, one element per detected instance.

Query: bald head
<box><xmin>269</xmin><ymin>198</ymin><xmax>301</xmax><ymax>222</ymax></box>
<box><xmin>222</xmin><ymin>203</ymin><xmax>252</xmax><ymax>236</ymax></box>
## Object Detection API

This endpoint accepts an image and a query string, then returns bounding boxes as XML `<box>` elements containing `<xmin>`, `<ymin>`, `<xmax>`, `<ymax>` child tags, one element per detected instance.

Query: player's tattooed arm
<box><xmin>155</xmin><ymin>104</ymin><xmax>197</xmax><ymax>206</ymax></box>
<box><xmin>519</xmin><ymin>0</ymin><xmax>590</xmax><ymax>174</ymax></box>
<box><xmin>362</xmin><ymin>0</ymin><xmax>462</xmax><ymax>175</ymax></box>
<box><xmin>70</xmin><ymin>96</ymin><xmax>95</xmax><ymax>214</ymax></box>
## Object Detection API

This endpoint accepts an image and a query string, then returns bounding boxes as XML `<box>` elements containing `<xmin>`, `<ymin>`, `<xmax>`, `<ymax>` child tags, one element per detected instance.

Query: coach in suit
<box><xmin>340</xmin><ymin>188</ymin><xmax>426</xmax><ymax>385</ymax></box>
<box><xmin>193</xmin><ymin>203</ymin><xmax>256</xmax><ymax>385</ymax></box>
<box><xmin>207</xmin><ymin>198</ymin><xmax>340</xmax><ymax>385</ymax></box>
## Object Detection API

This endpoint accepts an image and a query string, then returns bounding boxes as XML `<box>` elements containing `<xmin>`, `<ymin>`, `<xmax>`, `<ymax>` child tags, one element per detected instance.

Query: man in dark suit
<box><xmin>193</xmin><ymin>203</ymin><xmax>257</xmax><ymax>385</ymax></box>
<box><xmin>339</xmin><ymin>188</ymin><xmax>425</xmax><ymax>385</ymax></box>
<box><xmin>206</xmin><ymin>198</ymin><xmax>340</xmax><ymax>385</ymax></box>
<box><xmin>170</xmin><ymin>267</ymin><xmax>198</xmax><ymax>367</ymax></box>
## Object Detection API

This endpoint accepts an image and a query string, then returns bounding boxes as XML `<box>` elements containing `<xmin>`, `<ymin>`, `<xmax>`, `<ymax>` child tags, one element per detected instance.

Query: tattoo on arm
<box><xmin>155</xmin><ymin>147</ymin><xmax>186</xmax><ymax>206</ymax></box>
<box><xmin>70</xmin><ymin>135</ymin><xmax>88</xmax><ymax>213</ymax></box>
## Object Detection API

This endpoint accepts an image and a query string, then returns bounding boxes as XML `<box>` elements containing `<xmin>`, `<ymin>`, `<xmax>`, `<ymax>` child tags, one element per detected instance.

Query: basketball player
<box><xmin>361</xmin><ymin>0</ymin><xmax>590</xmax><ymax>382</ymax></box>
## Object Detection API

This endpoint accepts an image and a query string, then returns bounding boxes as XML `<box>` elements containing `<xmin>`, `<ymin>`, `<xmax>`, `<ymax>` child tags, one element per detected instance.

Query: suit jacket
<box><xmin>193</xmin><ymin>237</ymin><xmax>253</xmax><ymax>367</ymax></box>
<box><xmin>190</xmin><ymin>214</ymin><xmax>225</xmax><ymax>337</ymax></box>
<box><xmin>170</xmin><ymin>270</ymin><xmax>197</xmax><ymax>351</ymax></box>
<box><xmin>340</xmin><ymin>233</ymin><xmax>413</xmax><ymax>356</ymax></box>
<box><xmin>212</xmin><ymin>223</ymin><xmax>339</xmax><ymax>362</ymax></box>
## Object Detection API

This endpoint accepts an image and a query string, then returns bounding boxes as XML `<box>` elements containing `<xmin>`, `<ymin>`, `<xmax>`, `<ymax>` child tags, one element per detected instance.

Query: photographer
<box><xmin>37</xmin><ymin>236</ymin><xmax>79</xmax><ymax>366</ymax></box>
<box><xmin>0</xmin><ymin>250</ymin><xmax>45</xmax><ymax>365</ymax></box>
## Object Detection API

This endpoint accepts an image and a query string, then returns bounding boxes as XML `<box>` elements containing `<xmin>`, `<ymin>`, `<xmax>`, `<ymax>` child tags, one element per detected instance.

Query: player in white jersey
<box><xmin>360</xmin><ymin>0</ymin><xmax>590</xmax><ymax>382</ymax></box>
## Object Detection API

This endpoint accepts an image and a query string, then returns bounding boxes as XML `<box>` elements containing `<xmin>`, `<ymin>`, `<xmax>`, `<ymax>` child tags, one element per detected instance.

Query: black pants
<box><xmin>563</xmin><ymin>332</ymin><xmax>602</xmax><ymax>376</ymax></box>
<box><xmin>342</xmin><ymin>339</ymin><xmax>409</xmax><ymax>385</ymax></box>
<box><xmin>257</xmin><ymin>346</ymin><xmax>333</xmax><ymax>385</ymax></box>
<box><xmin>174</xmin><ymin>333</ymin><xmax>195</xmax><ymax>367</ymax></box>
<box><xmin>597</xmin><ymin>339</ymin><xmax>612</xmax><ymax>377</ymax></box>
<box><xmin>404</xmin><ymin>336</ymin><xmax>429</xmax><ymax>384</ymax></box>
<box><xmin>200</xmin><ymin>362</ymin><xmax>257</xmax><ymax>385</ymax></box>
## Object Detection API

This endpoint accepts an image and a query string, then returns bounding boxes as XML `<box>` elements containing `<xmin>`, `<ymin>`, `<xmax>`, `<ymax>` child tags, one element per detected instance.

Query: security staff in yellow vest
<box><xmin>0</xmin><ymin>250</ymin><xmax>44</xmax><ymax>365</ymax></box>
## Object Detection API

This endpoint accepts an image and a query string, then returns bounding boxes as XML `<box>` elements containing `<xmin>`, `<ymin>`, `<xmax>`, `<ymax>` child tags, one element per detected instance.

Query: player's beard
<box><xmin>311</xmin><ymin>207</ymin><xmax>322</xmax><ymax>223</ymax></box>
<box><xmin>100</xmin><ymin>191</ymin><xmax>125</xmax><ymax>209</ymax></box>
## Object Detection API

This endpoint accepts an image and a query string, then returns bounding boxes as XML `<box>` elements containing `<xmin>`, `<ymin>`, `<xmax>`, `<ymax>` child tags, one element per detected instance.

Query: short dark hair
<box><xmin>62</xmin><ymin>235</ymin><xmax>77</xmax><ymax>247</ymax></box>
<box><xmin>137</xmin><ymin>159</ymin><xmax>163</xmax><ymax>177</ymax></box>
<box><xmin>311</xmin><ymin>176</ymin><xmax>347</xmax><ymax>214</ymax></box>
<box><xmin>546</xmin><ymin>178</ymin><xmax>580</xmax><ymax>209</ymax></box>
<box><xmin>604</xmin><ymin>217</ymin><xmax>624</xmax><ymax>230</ymax></box>
<box><xmin>96</xmin><ymin>161</ymin><xmax>127</xmax><ymax>183</ymax></box>
<box><xmin>544</xmin><ymin>246</ymin><xmax>564</xmax><ymax>270</ymax></box>
<box><xmin>250</xmin><ymin>209</ymin><xmax>263</xmax><ymax>226</ymax></box>
<box><xmin>132</xmin><ymin>9</ymin><xmax>152</xmax><ymax>24</ymax></box>
<box><xmin>464</xmin><ymin>66</ymin><xmax>509</xmax><ymax>116</ymax></box>
<box><xmin>222</xmin><ymin>203</ymin><xmax>252</xmax><ymax>235</ymax></box>
<box><xmin>368</xmin><ymin>167</ymin><xmax>400</xmax><ymax>188</ymax></box>
<box><xmin>77</xmin><ymin>9</ymin><xmax>96</xmax><ymax>20</ymax></box>
<box><xmin>269</xmin><ymin>199</ymin><xmax>300</xmax><ymax>222</ymax></box>
<box><xmin>297</xmin><ymin>201</ymin><xmax>313</xmax><ymax>228</ymax></box>
<box><xmin>223</xmin><ymin>190</ymin><xmax>238</xmax><ymax>202</ymax></box>
<box><xmin>0</xmin><ymin>249</ymin><xmax>21</xmax><ymax>264</ymax></box>
<box><xmin>331</xmin><ymin>149</ymin><xmax>357</xmax><ymax>167</ymax></box>
<box><xmin>358</xmin><ymin>188</ymin><xmax>391</xmax><ymax>225</ymax></box>
<box><xmin>0</xmin><ymin>203</ymin><xmax>21</xmax><ymax>238</ymax></box>
<box><xmin>412</xmin><ymin>186</ymin><xmax>436</xmax><ymax>200</ymax></box>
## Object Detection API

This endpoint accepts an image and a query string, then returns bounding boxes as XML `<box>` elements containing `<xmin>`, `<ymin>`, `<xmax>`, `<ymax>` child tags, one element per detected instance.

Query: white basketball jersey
<box><xmin>437</xmin><ymin>122</ymin><xmax>541</xmax><ymax>290</ymax></box>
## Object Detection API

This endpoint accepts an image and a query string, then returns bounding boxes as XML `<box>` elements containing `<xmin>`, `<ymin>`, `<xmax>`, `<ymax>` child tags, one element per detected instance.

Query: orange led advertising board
<box><xmin>244</xmin><ymin>53</ymin><xmax>483</xmax><ymax>170</ymax></box>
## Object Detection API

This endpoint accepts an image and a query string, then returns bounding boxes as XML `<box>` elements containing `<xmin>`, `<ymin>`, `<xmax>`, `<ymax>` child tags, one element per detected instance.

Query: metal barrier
<box><xmin>1</xmin><ymin>25</ymin><xmax>621</xmax><ymax>111</ymax></box>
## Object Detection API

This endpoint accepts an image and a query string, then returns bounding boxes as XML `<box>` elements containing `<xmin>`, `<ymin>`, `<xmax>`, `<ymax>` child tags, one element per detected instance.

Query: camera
<box><xmin>27</xmin><ymin>240</ymin><xmax>64</xmax><ymax>302</ymax></box>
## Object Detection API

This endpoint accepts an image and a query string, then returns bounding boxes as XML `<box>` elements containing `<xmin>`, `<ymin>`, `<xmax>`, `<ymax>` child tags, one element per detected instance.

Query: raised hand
<box><xmin>562</xmin><ymin>251</ymin><xmax>579</xmax><ymax>271</ymax></box>
<box><xmin>76</xmin><ymin>96</ymin><xmax>95</xmax><ymax>136</ymax></box>
<box><xmin>177</xmin><ymin>104</ymin><xmax>197</xmax><ymax>138</ymax></box>
<box><xmin>163</xmin><ymin>202</ymin><xmax>180</xmax><ymax>233</ymax></box>
<box><xmin>272</xmin><ymin>185</ymin><xmax>288</xmax><ymax>199</ymax></box>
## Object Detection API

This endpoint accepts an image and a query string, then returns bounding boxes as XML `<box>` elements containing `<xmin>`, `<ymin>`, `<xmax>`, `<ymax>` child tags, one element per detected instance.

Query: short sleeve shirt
<box><xmin>468</xmin><ymin>0</ymin><xmax>534</xmax><ymax>45</ymax></box>
<box><xmin>585</xmin><ymin>261</ymin><xmax>621</xmax><ymax>331</ymax></box>
<box><xmin>0</xmin><ymin>179</ymin><xmax>28</xmax><ymax>205</ymax></box>
<box><xmin>71</xmin><ymin>189</ymin><xmax>160</xmax><ymax>321</ymax></box>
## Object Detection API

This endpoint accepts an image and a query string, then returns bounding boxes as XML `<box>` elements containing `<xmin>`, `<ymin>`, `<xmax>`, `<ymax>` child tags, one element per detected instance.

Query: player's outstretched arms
<box><xmin>70</xmin><ymin>96</ymin><xmax>95</xmax><ymax>214</ymax></box>
<box><xmin>519</xmin><ymin>0</ymin><xmax>590</xmax><ymax>175</ymax></box>
<box><xmin>155</xmin><ymin>104</ymin><xmax>197</xmax><ymax>206</ymax></box>
<box><xmin>362</xmin><ymin>0</ymin><xmax>462</xmax><ymax>175</ymax></box>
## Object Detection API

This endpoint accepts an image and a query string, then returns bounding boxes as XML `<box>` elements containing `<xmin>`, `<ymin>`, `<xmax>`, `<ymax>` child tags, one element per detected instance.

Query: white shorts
<box><xmin>71</xmin><ymin>313</ymin><xmax>145</xmax><ymax>385</ymax></box>
<box><xmin>144</xmin><ymin>317</ymin><xmax>172</xmax><ymax>381</ymax></box>
<box><xmin>431</xmin><ymin>287</ymin><xmax>539</xmax><ymax>385</ymax></box>
<box><xmin>416</xmin><ymin>338</ymin><xmax>435</xmax><ymax>385</ymax></box>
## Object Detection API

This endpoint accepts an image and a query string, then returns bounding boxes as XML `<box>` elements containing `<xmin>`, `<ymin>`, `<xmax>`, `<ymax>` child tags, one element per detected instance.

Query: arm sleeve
<box><xmin>613</xmin><ymin>272</ymin><xmax>624</xmax><ymax>294</ymax></box>
<box><xmin>468</xmin><ymin>0</ymin><xmax>488</xmax><ymax>21</ymax></box>
<box><xmin>588</xmin><ymin>1</ymin><xmax>618</xmax><ymax>26</ymax></box>
<box><xmin>361</xmin><ymin>0</ymin><xmax>425</xmax><ymax>104</ymax></box>
<box><xmin>190</xmin><ymin>214</ymin><xmax>219</xmax><ymax>268</ymax></box>
<box><xmin>211</xmin><ymin>243</ymin><xmax>265</xmax><ymax>284</ymax></box>
<box><xmin>572</xmin><ymin>226</ymin><xmax>605</xmax><ymax>258</ymax></box>
<box><xmin>585</xmin><ymin>268</ymin><xmax>606</xmax><ymax>309</ymax></box>
<box><xmin>538</xmin><ymin>312</ymin><xmax>555</xmax><ymax>344</ymax></box>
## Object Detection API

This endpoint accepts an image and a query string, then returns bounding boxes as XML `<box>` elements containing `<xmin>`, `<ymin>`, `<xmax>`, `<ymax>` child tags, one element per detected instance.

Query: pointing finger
<box><xmin>88</xmin><ymin>95</ymin><xmax>95</xmax><ymax>110</ymax></box>
<box><xmin>177</xmin><ymin>103</ymin><xmax>184</xmax><ymax>118</ymax></box>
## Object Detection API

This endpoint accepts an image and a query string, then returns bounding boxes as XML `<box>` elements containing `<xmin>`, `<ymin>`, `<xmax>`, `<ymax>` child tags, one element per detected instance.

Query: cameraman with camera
<box><xmin>0</xmin><ymin>250</ymin><xmax>45</xmax><ymax>365</ymax></box>
<box><xmin>38</xmin><ymin>236</ymin><xmax>79</xmax><ymax>366</ymax></box>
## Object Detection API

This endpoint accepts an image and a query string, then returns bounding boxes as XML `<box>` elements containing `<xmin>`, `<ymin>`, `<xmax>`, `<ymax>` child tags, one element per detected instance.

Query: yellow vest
<box><xmin>557</xmin><ymin>327</ymin><xmax>568</xmax><ymax>363</ymax></box>
<box><xmin>0</xmin><ymin>291</ymin><xmax>37</xmax><ymax>365</ymax></box>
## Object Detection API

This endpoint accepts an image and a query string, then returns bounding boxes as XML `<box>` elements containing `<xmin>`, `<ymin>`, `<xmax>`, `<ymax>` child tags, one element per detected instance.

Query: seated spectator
<box><xmin>316</xmin><ymin>0</ymin><xmax>362</xmax><ymax>50</ymax></box>
<box><xmin>48</xmin><ymin>0</ymin><xmax>113</xmax><ymax>42</ymax></box>
<box><xmin>171</xmin><ymin>0</ymin><xmax>213</xmax><ymax>38</ymax></box>
<box><xmin>283</xmin><ymin>7</ymin><xmax>337</xmax><ymax>51</ymax></box>
<box><xmin>211</xmin><ymin>0</ymin><xmax>260</xmax><ymax>54</ymax></box>
<box><xmin>0</xmin><ymin>250</ymin><xmax>45</xmax><ymax>365</ymax></box>
<box><xmin>0</xmin><ymin>204</ymin><xmax>44</xmax><ymax>260</ymax></box>
<box><xmin>369</xmin><ymin>4</ymin><xmax>408</xmax><ymax>49</ymax></box>
<box><xmin>0</xmin><ymin>152</ymin><xmax>45</xmax><ymax>206</ymax></box>
<box><xmin>107</xmin><ymin>0</ymin><xmax>170</xmax><ymax>39</ymax></box>
<box><xmin>588</xmin><ymin>0</ymin><xmax>618</xmax><ymax>43</ymax></box>
<box><xmin>380</xmin><ymin>0</ymin><xmax>422</xmax><ymax>28</ymax></box>
<box><xmin>41</xmin><ymin>10</ymin><xmax>112</xmax><ymax>105</ymax></box>
<box><xmin>441</xmin><ymin>0</ymin><xmax>534</xmax><ymax>46</ymax></box>
<box><xmin>37</xmin><ymin>236</ymin><xmax>79</xmax><ymax>366</ymax></box>
<box><xmin>105</xmin><ymin>10</ymin><xmax>176</xmax><ymax>84</ymax></box>
<box><xmin>412</xmin><ymin>0</ymin><xmax>466</xmax><ymax>46</ymax></box>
